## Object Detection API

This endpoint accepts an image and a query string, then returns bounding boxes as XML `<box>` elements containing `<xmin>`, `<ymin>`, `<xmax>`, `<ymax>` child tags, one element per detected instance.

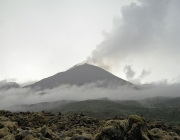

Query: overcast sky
<box><xmin>1</xmin><ymin>0</ymin><xmax>180</xmax><ymax>84</ymax></box>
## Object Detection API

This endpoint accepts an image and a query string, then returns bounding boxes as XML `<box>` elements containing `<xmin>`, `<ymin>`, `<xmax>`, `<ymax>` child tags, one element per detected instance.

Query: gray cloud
<box><xmin>0</xmin><ymin>78</ymin><xmax>17</xmax><ymax>83</ymax></box>
<box><xmin>124</xmin><ymin>65</ymin><xmax>135</xmax><ymax>79</ymax></box>
<box><xmin>123</xmin><ymin>65</ymin><xmax>151</xmax><ymax>84</ymax></box>
<box><xmin>139</xmin><ymin>69</ymin><xmax>151</xmax><ymax>78</ymax></box>
<box><xmin>87</xmin><ymin>0</ymin><xmax>180</xmax><ymax>71</ymax></box>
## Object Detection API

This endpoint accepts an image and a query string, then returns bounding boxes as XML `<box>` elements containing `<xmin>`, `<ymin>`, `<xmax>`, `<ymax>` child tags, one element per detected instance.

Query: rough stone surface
<box><xmin>0</xmin><ymin>110</ymin><xmax>179</xmax><ymax>140</ymax></box>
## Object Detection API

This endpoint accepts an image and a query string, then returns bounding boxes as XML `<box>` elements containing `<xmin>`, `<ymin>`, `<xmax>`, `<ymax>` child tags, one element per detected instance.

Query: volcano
<box><xmin>25</xmin><ymin>63</ymin><xmax>132</xmax><ymax>89</ymax></box>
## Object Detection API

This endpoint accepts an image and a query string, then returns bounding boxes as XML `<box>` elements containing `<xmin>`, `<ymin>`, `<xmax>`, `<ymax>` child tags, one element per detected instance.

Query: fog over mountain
<box><xmin>0</xmin><ymin>81</ymin><xmax>180</xmax><ymax>111</ymax></box>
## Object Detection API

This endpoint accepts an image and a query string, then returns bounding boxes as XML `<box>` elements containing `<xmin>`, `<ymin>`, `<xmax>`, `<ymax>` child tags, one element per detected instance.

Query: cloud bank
<box><xmin>0</xmin><ymin>82</ymin><xmax>180</xmax><ymax>110</ymax></box>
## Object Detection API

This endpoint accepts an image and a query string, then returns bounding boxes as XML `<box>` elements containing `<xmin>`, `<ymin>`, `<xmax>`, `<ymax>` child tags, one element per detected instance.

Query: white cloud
<box><xmin>87</xmin><ymin>0</ymin><xmax>180</xmax><ymax>82</ymax></box>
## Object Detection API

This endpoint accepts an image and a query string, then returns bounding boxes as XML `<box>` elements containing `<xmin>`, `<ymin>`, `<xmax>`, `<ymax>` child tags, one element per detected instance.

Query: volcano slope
<box><xmin>0</xmin><ymin>110</ymin><xmax>180</xmax><ymax>140</ymax></box>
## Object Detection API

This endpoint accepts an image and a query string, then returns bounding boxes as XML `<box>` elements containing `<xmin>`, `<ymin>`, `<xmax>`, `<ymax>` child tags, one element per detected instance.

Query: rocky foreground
<box><xmin>0</xmin><ymin>110</ymin><xmax>180</xmax><ymax>140</ymax></box>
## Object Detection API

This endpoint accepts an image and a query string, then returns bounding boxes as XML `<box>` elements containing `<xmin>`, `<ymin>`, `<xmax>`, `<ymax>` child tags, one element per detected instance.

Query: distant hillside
<box><xmin>8</xmin><ymin>100</ymin><xmax>75</xmax><ymax>112</ymax></box>
<box><xmin>139</xmin><ymin>96</ymin><xmax>180</xmax><ymax>108</ymax></box>
<box><xmin>25</xmin><ymin>63</ymin><xmax>132</xmax><ymax>89</ymax></box>
<box><xmin>51</xmin><ymin>99</ymin><xmax>144</xmax><ymax>119</ymax></box>
<box><xmin>6</xmin><ymin>97</ymin><xmax>180</xmax><ymax>123</ymax></box>
<box><xmin>50</xmin><ymin>99</ymin><xmax>180</xmax><ymax>123</ymax></box>
<box><xmin>115</xmin><ymin>100</ymin><xmax>143</xmax><ymax>108</ymax></box>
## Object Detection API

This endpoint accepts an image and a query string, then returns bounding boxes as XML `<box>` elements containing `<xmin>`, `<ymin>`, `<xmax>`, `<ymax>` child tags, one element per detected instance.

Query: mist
<box><xmin>0</xmin><ymin>82</ymin><xmax>180</xmax><ymax>110</ymax></box>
